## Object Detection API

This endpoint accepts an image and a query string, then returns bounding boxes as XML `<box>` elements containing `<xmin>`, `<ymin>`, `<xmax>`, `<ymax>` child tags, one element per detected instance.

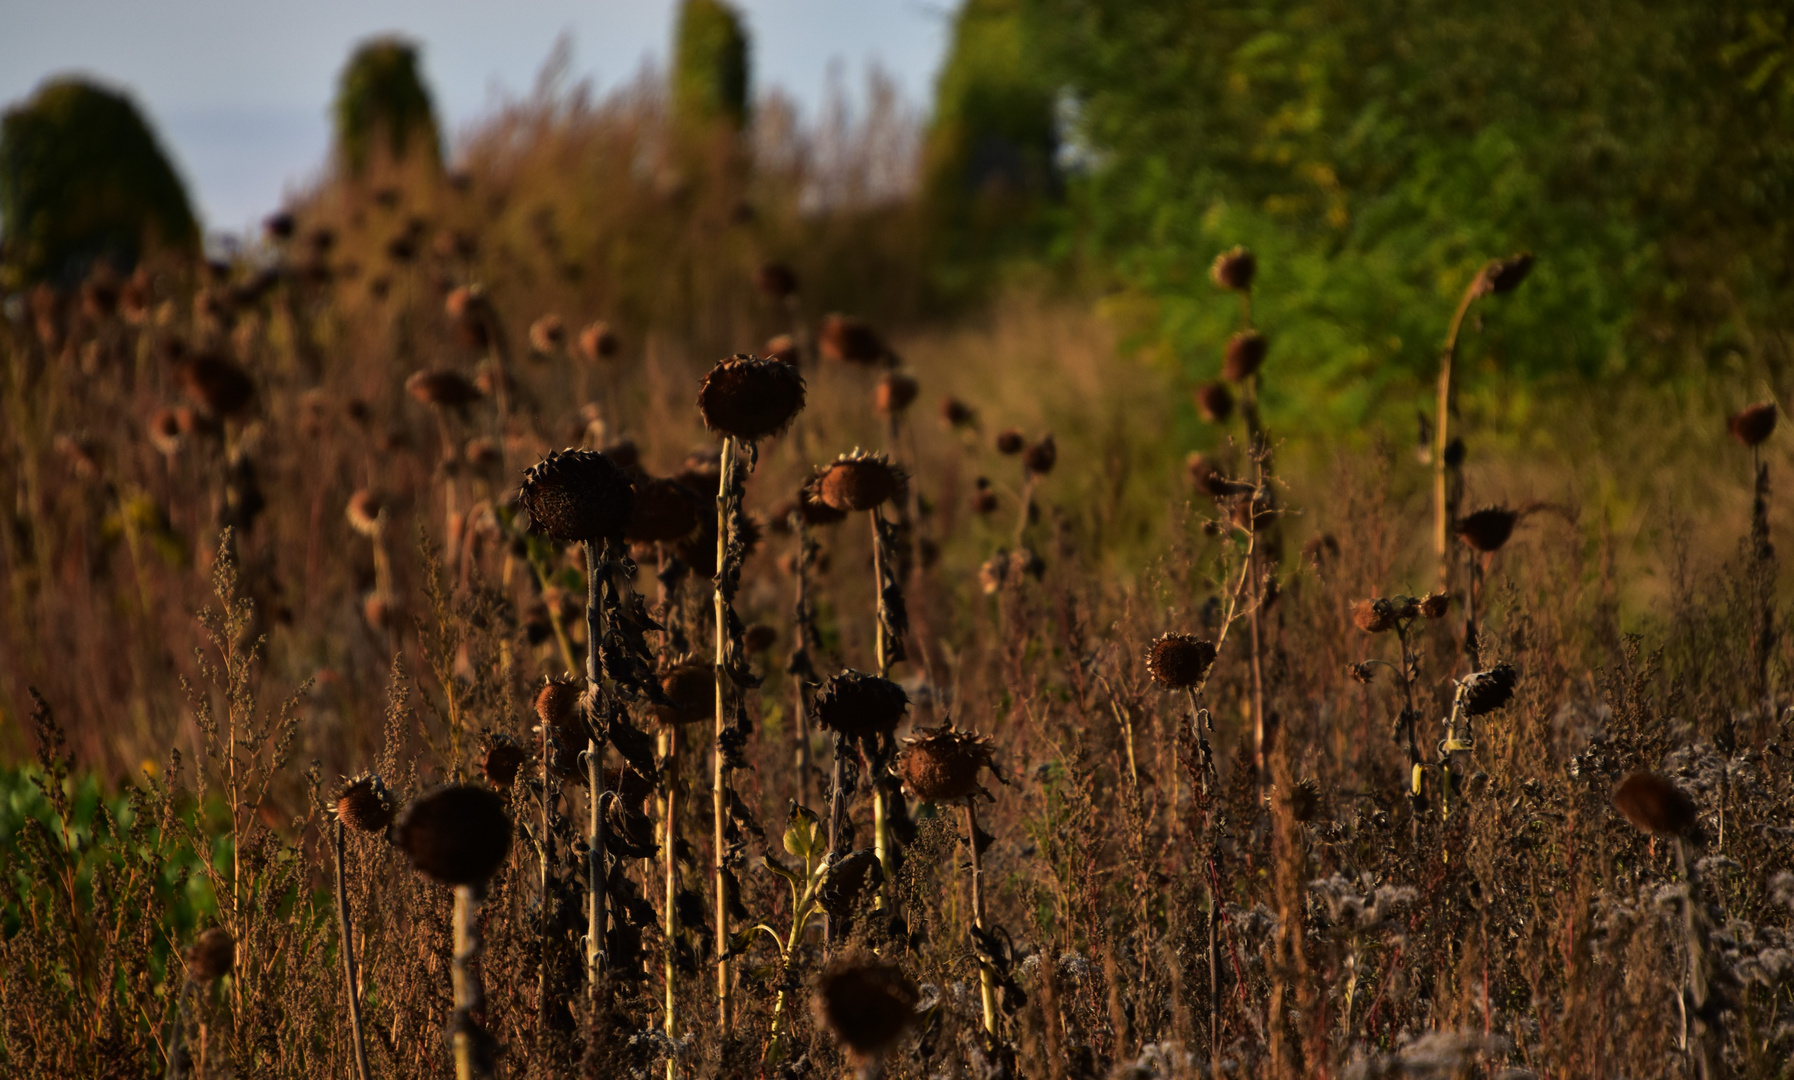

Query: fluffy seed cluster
<box><xmin>896</xmin><ymin>722</ymin><xmax>1000</xmax><ymax>801</ymax></box>
<box><xmin>1146</xmin><ymin>633</ymin><xmax>1218</xmax><ymax>689</ymax></box>
<box><xmin>335</xmin><ymin>773</ymin><xmax>396</xmax><ymax>833</ymax></box>
<box><xmin>812</xmin><ymin>669</ymin><xmax>910</xmax><ymax>740</ymax></box>
<box><xmin>1612</xmin><ymin>772</ymin><xmax>1699</xmax><ymax>837</ymax></box>
<box><xmin>518</xmin><ymin>449</ymin><xmax>635</xmax><ymax>543</ymax></box>
<box><xmin>394</xmin><ymin>784</ymin><xmax>513</xmax><ymax>886</ymax></box>
<box><xmin>697</xmin><ymin>353</ymin><xmax>807</xmax><ymax>440</ymax></box>
<box><xmin>816</xmin><ymin>450</ymin><xmax>905</xmax><ymax>513</ymax></box>
<box><xmin>811</xmin><ymin>957</ymin><xmax>918</xmax><ymax>1057</ymax></box>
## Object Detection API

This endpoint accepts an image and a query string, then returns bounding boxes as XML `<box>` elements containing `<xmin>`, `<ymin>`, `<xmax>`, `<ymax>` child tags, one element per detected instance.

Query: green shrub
<box><xmin>333</xmin><ymin>38</ymin><xmax>442</xmax><ymax>176</ymax></box>
<box><xmin>673</xmin><ymin>0</ymin><xmax>751</xmax><ymax>132</ymax></box>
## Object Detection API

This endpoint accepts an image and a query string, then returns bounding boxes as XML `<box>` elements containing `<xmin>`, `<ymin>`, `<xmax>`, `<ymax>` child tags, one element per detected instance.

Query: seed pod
<box><xmin>697</xmin><ymin>353</ymin><xmax>807</xmax><ymax>441</ymax></box>
<box><xmin>1459</xmin><ymin>664</ymin><xmax>1518</xmax><ymax>716</ymax></box>
<box><xmin>941</xmin><ymin>397</ymin><xmax>978</xmax><ymax>429</ymax></box>
<box><xmin>653</xmin><ymin>662</ymin><xmax>715</xmax><ymax>726</ymax></box>
<box><xmin>394</xmin><ymin>784</ymin><xmax>513</xmax><ymax>886</ymax></box>
<box><xmin>819</xmin><ymin>314</ymin><xmax>887</xmax><ymax>365</ymax></box>
<box><xmin>1352</xmin><ymin>599</ymin><xmax>1396</xmax><ymax>634</ymax></box>
<box><xmin>895</xmin><ymin>722</ymin><xmax>999</xmax><ymax>801</ymax></box>
<box><xmin>1210</xmin><ymin>246</ymin><xmax>1256</xmax><ymax>292</ymax></box>
<box><xmin>1477</xmin><ymin>252</ymin><xmax>1534</xmax><ymax>296</ymax></box>
<box><xmin>1456</xmin><ymin>506</ymin><xmax>1519</xmax><ymax>553</ymax></box>
<box><xmin>813</xmin><ymin>669</ymin><xmax>909</xmax><ymax>741</ymax></box>
<box><xmin>186</xmin><ymin>927</ymin><xmax>236</xmax><ymax>982</ymax></box>
<box><xmin>576</xmin><ymin>321</ymin><xmax>620</xmax><ymax>362</ymax></box>
<box><xmin>179</xmin><ymin>353</ymin><xmax>255</xmax><ymax>418</ymax></box>
<box><xmin>1146</xmin><ymin>632</ymin><xmax>1217</xmax><ymax>689</ymax></box>
<box><xmin>1729</xmin><ymin>402</ymin><xmax>1777</xmax><ymax>447</ymax></box>
<box><xmin>1195</xmin><ymin>381</ymin><xmax>1235</xmax><ymax>423</ymax></box>
<box><xmin>1222</xmin><ymin>331</ymin><xmax>1268</xmax><ymax>382</ymax></box>
<box><xmin>518</xmin><ymin>449</ymin><xmax>635</xmax><ymax>543</ymax></box>
<box><xmin>817</xmin><ymin>849</ymin><xmax>884</xmax><ymax>918</ymax></box>
<box><xmin>755</xmin><ymin>261</ymin><xmax>799</xmax><ymax>299</ymax></box>
<box><xmin>405</xmin><ymin>369</ymin><xmax>482</xmax><ymax>409</ymax></box>
<box><xmin>811</xmin><ymin>957</ymin><xmax>918</xmax><ymax>1058</ymax></box>
<box><xmin>335</xmin><ymin>773</ymin><xmax>397</xmax><ymax>833</ymax></box>
<box><xmin>626</xmin><ymin>476</ymin><xmax>703</xmax><ymax>543</ymax></box>
<box><xmin>994</xmin><ymin>429</ymin><xmax>1025</xmax><ymax>455</ymax></box>
<box><xmin>875</xmin><ymin>372</ymin><xmax>919</xmax><ymax>414</ymax></box>
<box><xmin>528</xmin><ymin>313</ymin><xmax>566</xmax><ymax>353</ymax></box>
<box><xmin>1022</xmin><ymin>435</ymin><xmax>1057</xmax><ymax>477</ymax></box>
<box><xmin>480</xmin><ymin>733</ymin><xmax>526</xmax><ymax>789</ymax></box>
<box><xmin>1612</xmin><ymin>772</ymin><xmax>1698</xmax><ymax>837</ymax></box>
<box><xmin>817</xmin><ymin>451</ymin><xmax>904</xmax><ymax>513</ymax></box>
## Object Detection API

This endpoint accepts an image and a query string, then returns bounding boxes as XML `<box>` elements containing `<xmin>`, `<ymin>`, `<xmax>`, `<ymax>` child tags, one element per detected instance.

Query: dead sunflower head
<box><xmin>697</xmin><ymin>354</ymin><xmax>807</xmax><ymax>441</ymax></box>
<box><xmin>1146</xmin><ymin>633</ymin><xmax>1217</xmax><ymax>689</ymax></box>
<box><xmin>1456</xmin><ymin>506</ymin><xmax>1519</xmax><ymax>553</ymax></box>
<box><xmin>875</xmin><ymin>372</ymin><xmax>920</xmax><ymax>414</ymax></box>
<box><xmin>334</xmin><ymin>773</ymin><xmax>397</xmax><ymax>833</ymax></box>
<box><xmin>816</xmin><ymin>450</ymin><xmax>906</xmax><ymax>513</ymax></box>
<box><xmin>1612</xmin><ymin>772</ymin><xmax>1698</xmax><ymax>837</ymax></box>
<box><xmin>625</xmin><ymin>476</ymin><xmax>703</xmax><ymax>543</ymax></box>
<box><xmin>811</xmin><ymin>956</ymin><xmax>918</xmax><ymax>1059</ymax></box>
<box><xmin>813</xmin><ymin>670</ymin><xmax>909</xmax><ymax>741</ymax></box>
<box><xmin>186</xmin><ymin>927</ymin><xmax>236</xmax><ymax>982</ymax></box>
<box><xmin>1729</xmin><ymin>402</ymin><xmax>1777</xmax><ymax>448</ymax></box>
<box><xmin>1222</xmin><ymin>331</ymin><xmax>1268</xmax><ymax>382</ymax></box>
<box><xmin>653</xmin><ymin>662</ymin><xmax>715</xmax><ymax>727</ymax></box>
<box><xmin>896</xmin><ymin>721</ymin><xmax>1002</xmax><ymax>802</ymax></box>
<box><xmin>394</xmin><ymin>784</ymin><xmax>513</xmax><ymax>886</ymax></box>
<box><xmin>1210</xmin><ymin>246</ymin><xmax>1256</xmax><ymax>292</ymax></box>
<box><xmin>518</xmin><ymin>449</ymin><xmax>635</xmax><ymax>543</ymax></box>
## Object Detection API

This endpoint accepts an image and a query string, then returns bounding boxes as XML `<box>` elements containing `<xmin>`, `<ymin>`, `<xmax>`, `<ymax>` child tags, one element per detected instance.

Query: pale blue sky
<box><xmin>1</xmin><ymin>0</ymin><xmax>958</xmax><ymax>234</ymax></box>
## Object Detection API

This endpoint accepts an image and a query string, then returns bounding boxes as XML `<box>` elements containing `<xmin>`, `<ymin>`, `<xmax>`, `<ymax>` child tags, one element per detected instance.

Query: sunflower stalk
<box><xmin>333</xmin><ymin>821</ymin><xmax>372</xmax><ymax>1080</ymax></box>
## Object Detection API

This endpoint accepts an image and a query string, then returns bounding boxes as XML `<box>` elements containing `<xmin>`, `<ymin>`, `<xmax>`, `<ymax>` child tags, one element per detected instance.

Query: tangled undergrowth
<box><xmin>4</xmin><ymin>96</ymin><xmax>1794</xmax><ymax>1080</ymax></box>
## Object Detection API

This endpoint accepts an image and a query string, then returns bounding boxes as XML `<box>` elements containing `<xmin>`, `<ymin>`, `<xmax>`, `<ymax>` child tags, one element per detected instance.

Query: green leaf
<box><xmin>782</xmin><ymin>804</ymin><xmax>823</xmax><ymax>860</ymax></box>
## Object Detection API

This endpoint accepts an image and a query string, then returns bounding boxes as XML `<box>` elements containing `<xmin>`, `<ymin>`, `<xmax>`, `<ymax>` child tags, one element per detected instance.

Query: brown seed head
<box><xmin>1349</xmin><ymin>661</ymin><xmax>1377</xmax><ymax>684</ymax></box>
<box><xmin>797</xmin><ymin>476</ymin><xmax>851</xmax><ymax>526</ymax></box>
<box><xmin>1195</xmin><ymin>381</ymin><xmax>1235</xmax><ymax>423</ymax></box>
<box><xmin>1477</xmin><ymin>252</ymin><xmax>1534</xmax><ymax>297</ymax></box>
<box><xmin>406</xmin><ymin>369</ymin><xmax>483</xmax><ymax>409</ymax></box>
<box><xmin>1460</xmin><ymin>664</ymin><xmax>1519</xmax><ymax>716</ymax></box>
<box><xmin>995</xmin><ymin>428</ymin><xmax>1025</xmax><ymax>455</ymax></box>
<box><xmin>875</xmin><ymin>372</ymin><xmax>920</xmax><ymax>414</ymax></box>
<box><xmin>762</xmin><ymin>334</ymin><xmax>800</xmax><ymax>366</ymax></box>
<box><xmin>577</xmin><ymin>321</ymin><xmax>621</xmax><ymax>362</ymax></box>
<box><xmin>535</xmin><ymin>677</ymin><xmax>589</xmax><ymax>779</ymax></box>
<box><xmin>1729</xmin><ymin>402</ymin><xmax>1777</xmax><ymax>448</ymax></box>
<box><xmin>896</xmin><ymin>722</ymin><xmax>1000</xmax><ymax>801</ymax></box>
<box><xmin>1612</xmin><ymin>772</ymin><xmax>1698</xmax><ymax>837</ymax></box>
<box><xmin>1146</xmin><ymin>632</ymin><xmax>1218</xmax><ymax>689</ymax></box>
<box><xmin>346</xmin><ymin>490</ymin><xmax>386</xmax><ymax>537</ymax></box>
<box><xmin>756</xmin><ymin>261</ymin><xmax>799</xmax><ymax>299</ymax></box>
<box><xmin>394</xmin><ymin>784</ymin><xmax>513</xmax><ymax>886</ymax></box>
<box><xmin>179</xmin><ymin>353</ymin><xmax>255</xmax><ymax>418</ymax></box>
<box><xmin>817</xmin><ymin>451</ymin><xmax>905</xmax><ymax>512</ymax></box>
<box><xmin>528</xmin><ymin>313</ymin><xmax>566</xmax><ymax>353</ymax></box>
<box><xmin>1023</xmin><ymin>435</ymin><xmax>1057</xmax><ymax>477</ymax></box>
<box><xmin>819</xmin><ymin>314</ymin><xmax>888</xmax><ymax>365</ymax></box>
<box><xmin>186</xmin><ymin>928</ymin><xmax>236</xmax><ymax>982</ymax></box>
<box><xmin>626</xmin><ymin>477</ymin><xmax>703</xmax><ymax>543</ymax></box>
<box><xmin>654</xmin><ymin>663</ymin><xmax>715</xmax><ymax>726</ymax></box>
<box><xmin>518</xmin><ymin>449</ymin><xmax>635</xmax><ymax>542</ymax></box>
<box><xmin>148</xmin><ymin>408</ymin><xmax>187</xmax><ymax>457</ymax></box>
<box><xmin>1456</xmin><ymin>506</ymin><xmax>1519</xmax><ymax>553</ymax></box>
<box><xmin>1222</xmin><ymin>331</ymin><xmax>1268</xmax><ymax>382</ymax></box>
<box><xmin>812</xmin><ymin>957</ymin><xmax>918</xmax><ymax>1058</ymax></box>
<box><xmin>335</xmin><ymin>773</ymin><xmax>396</xmax><ymax>833</ymax></box>
<box><xmin>940</xmin><ymin>397</ymin><xmax>978</xmax><ymax>429</ymax></box>
<box><xmin>1288</xmin><ymin>777</ymin><xmax>1322</xmax><ymax>823</ymax></box>
<box><xmin>1352</xmin><ymin>599</ymin><xmax>1397</xmax><ymax>633</ymax></box>
<box><xmin>1419</xmin><ymin>593</ymin><xmax>1451</xmax><ymax>619</ymax></box>
<box><xmin>1210</xmin><ymin>246</ymin><xmax>1257</xmax><ymax>292</ymax></box>
<box><xmin>813</xmin><ymin>670</ymin><xmax>910</xmax><ymax>740</ymax></box>
<box><xmin>481</xmin><ymin>734</ymin><xmax>527</xmax><ymax>789</ymax></box>
<box><xmin>697</xmin><ymin>354</ymin><xmax>807</xmax><ymax>440</ymax></box>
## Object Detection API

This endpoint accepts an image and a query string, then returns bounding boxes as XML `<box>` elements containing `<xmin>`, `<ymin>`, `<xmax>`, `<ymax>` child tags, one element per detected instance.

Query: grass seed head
<box><xmin>813</xmin><ymin>669</ymin><xmax>909</xmax><ymax>740</ymax></box>
<box><xmin>518</xmin><ymin>448</ymin><xmax>635</xmax><ymax>543</ymax></box>
<box><xmin>1210</xmin><ymin>245</ymin><xmax>1257</xmax><ymax>291</ymax></box>
<box><xmin>394</xmin><ymin>784</ymin><xmax>513</xmax><ymax>886</ymax></box>
<box><xmin>1223</xmin><ymin>330</ymin><xmax>1268</xmax><ymax>382</ymax></box>
<box><xmin>1146</xmin><ymin>632</ymin><xmax>1217</xmax><ymax>688</ymax></box>
<box><xmin>186</xmin><ymin>927</ymin><xmax>235</xmax><ymax>982</ymax></box>
<box><xmin>335</xmin><ymin>773</ymin><xmax>397</xmax><ymax>833</ymax></box>
<box><xmin>1729</xmin><ymin>402</ymin><xmax>1777</xmax><ymax>447</ymax></box>
<box><xmin>697</xmin><ymin>353</ymin><xmax>807</xmax><ymax>440</ymax></box>
<box><xmin>1612</xmin><ymin>772</ymin><xmax>1698</xmax><ymax>837</ymax></box>
<box><xmin>812</xmin><ymin>957</ymin><xmax>917</xmax><ymax>1058</ymax></box>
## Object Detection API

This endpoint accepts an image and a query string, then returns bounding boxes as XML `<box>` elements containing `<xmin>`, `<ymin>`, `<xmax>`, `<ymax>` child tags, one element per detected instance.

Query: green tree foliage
<box><xmin>1025</xmin><ymin>0</ymin><xmax>1794</xmax><ymax>420</ymax></box>
<box><xmin>922</xmin><ymin>0</ymin><xmax>1061</xmax><ymax>295</ymax></box>
<box><xmin>0</xmin><ymin>79</ymin><xmax>199</xmax><ymax>289</ymax></box>
<box><xmin>673</xmin><ymin>0</ymin><xmax>751</xmax><ymax>132</ymax></box>
<box><xmin>333</xmin><ymin>38</ymin><xmax>442</xmax><ymax>177</ymax></box>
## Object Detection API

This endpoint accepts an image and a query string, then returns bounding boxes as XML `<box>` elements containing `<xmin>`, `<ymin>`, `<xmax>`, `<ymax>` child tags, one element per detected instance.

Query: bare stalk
<box><xmin>662</xmin><ymin>724</ymin><xmax>680</xmax><ymax>1080</ymax></box>
<box><xmin>451</xmin><ymin>884</ymin><xmax>490</xmax><ymax>1080</ymax></box>
<box><xmin>712</xmin><ymin>434</ymin><xmax>739</xmax><ymax>1032</ymax></box>
<box><xmin>583</xmin><ymin>538</ymin><xmax>609</xmax><ymax>995</ymax></box>
<box><xmin>334</xmin><ymin>821</ymin><xmax>372</xmax><ymax>1080</ymax></box>
<box><xmin>1433</xmin><ymin>280</ymin><xmax>1482</xmax><ymax>591</ymax></box>
<box><xmin>870</xmin><ymin>505</ymin><xmax>894</xmax><ymax>881</ymax></box>
<box><xmin>964</xmin><ymin>799</ymin><xmax>998</xmax><ymax>1036</ymax></box>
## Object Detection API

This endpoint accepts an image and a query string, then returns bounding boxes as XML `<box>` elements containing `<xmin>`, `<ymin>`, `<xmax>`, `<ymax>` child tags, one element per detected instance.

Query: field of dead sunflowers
<box><xmin>7</xmin><ymin>25</ymin><xmax>1794</xmax><ymax>1080</ymax></box>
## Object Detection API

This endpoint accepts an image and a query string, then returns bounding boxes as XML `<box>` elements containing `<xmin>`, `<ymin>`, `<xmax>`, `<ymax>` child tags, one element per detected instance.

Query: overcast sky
<box><xmin>2</xmin><ymin>0</ymin><xmax>958</xmax><ymax>235</ymax></box>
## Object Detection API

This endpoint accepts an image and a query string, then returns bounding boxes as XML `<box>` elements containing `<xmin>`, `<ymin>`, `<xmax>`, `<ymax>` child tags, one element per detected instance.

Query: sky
<box><xmin>1</xmin><ymin>0</ymin><xmax>958</xmax><ymax>235</ymax></box>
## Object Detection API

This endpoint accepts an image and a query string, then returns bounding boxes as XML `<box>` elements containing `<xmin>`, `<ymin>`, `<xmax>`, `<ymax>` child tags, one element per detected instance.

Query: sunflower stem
<box><xmin>965</xmin><ymin>799</ymin><xmax>998</xmax><ymax>1036</ymax></box>
<box><xmin>334</xmin><ymin>821</ymin><xmax>371</xmax><ymax>1080</ymax></box>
